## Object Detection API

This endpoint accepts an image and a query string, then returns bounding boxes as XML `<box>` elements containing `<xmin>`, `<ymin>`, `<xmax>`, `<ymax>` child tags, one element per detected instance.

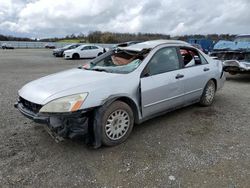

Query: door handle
<box><xmin>175</xmin><ymin>74</ymin><xmax>184</xmax><ymax>79</ymax></box>
<box><xmin>203</xmin><ymin>67</ymin><xmax>210</xmax><ymax>72</ymax></box>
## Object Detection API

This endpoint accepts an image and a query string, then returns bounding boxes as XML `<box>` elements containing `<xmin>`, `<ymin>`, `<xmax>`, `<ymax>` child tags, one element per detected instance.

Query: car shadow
<box><xmin>63</xmin><ymin>103</ymin><xmax>218</xmax><ymax>150</ymax></box>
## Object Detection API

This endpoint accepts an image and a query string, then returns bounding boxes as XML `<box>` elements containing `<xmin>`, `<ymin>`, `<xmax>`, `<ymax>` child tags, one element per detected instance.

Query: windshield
<box><xmin>234</xmin><ymin>36</ymin><xmax>250</xmax><ymax>43</ymax></box>
<box><xmin>76</xmin><ymin>45</ymin><xmax>85</xmax><ymax>50</ymax></box>
<box><xmin>62</xmin><ymin>44</ymin><xmax>73</xmax><ymax>49</ymax></box>
<box><xmin>81</xmin><ymin>49</ymin><xmax>150</xmax><ymax>74</ymax></box>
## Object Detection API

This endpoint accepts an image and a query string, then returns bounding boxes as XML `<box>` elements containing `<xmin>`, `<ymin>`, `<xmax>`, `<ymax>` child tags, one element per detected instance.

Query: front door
<box><xmin>140</xmin><ymin>47</ymin><xmax>185</xmax><ymax>118</ymax></box>
<box><xmin>80</xmin><ymin>46</ymin><xmax>92</xmax><ymax>58</ymax></box>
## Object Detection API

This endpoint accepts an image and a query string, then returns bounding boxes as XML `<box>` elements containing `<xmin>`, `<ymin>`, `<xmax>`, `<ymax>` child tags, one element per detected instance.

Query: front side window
<box><xmin>147</xmin><ymin>47</ymin><xmax>180</xmax><ymax>76</ymax></box>
<box><xmin>82</xmin><ymin>46</ymin><xmax>91</xmax><ymax>50</ymax></box>
<box><xmin>91</xmin><ymin>46</ymin><xmax>98</xmax><ymax>49</ymax></box>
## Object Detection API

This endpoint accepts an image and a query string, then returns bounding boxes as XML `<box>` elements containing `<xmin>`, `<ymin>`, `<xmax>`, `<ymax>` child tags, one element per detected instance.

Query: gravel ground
<box><xmin>0</xmin><ymin>49</ymin><xmax>250</xmax><ymax>188</ymax></box>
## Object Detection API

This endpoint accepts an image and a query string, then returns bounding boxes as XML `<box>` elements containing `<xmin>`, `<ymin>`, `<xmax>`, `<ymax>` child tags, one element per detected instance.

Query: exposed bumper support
<box><xmin>14</xmin><ymin>101</ymin><xmax>101</xmax><ymax>147</ymax></box>
<box><xmin>223</xmin><ymin>60</ymin><xmax>250</xmax><ymax>73</ymax></box>
<box><xmin>14</xmin><ymin>102</ymin><xmax>49</xmax><ymax>123</ymax></box>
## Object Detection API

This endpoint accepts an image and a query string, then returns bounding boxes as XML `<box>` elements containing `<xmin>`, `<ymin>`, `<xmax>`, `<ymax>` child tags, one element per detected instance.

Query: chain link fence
<box><xmin>0</xmin><ymin>41</ymin><xmax>113</xmax><ymax>49</ymax></box>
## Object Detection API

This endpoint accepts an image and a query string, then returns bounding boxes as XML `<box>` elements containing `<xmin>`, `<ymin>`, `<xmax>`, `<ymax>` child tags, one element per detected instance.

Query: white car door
<box><xmin>90</xmin><ymin>46</ymin><xmax>102</xmax><ymax>57</ymax></box>
<box><xmin>140</xmin><ymin>47</ymin><xmax>185</xmax><ymax>118</ymax></box>
<box><xmin>79</xmin><ymin>46</ymin><xmax>92</xmax><ymax>58</ymax></box>
<box><xmin>177</xmin><ymin>48</ymin><xmax>211</xmax><ymax>102</ymax></box>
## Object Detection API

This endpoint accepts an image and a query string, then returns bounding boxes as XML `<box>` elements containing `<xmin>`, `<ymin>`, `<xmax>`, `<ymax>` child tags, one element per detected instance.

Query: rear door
<box><xmin>140</xmin><ymin>47</ymin><xmax>185</xmax><ymax>118</ymax></box>
<box><xmin>80</xmin><ymin>46</ymin><xmax>92</xmax><ymax>58</ymax></box>
<box><xmin>177</xmin><ymin>47</ymin><xmax>211</xmax><ymax>102</ymax></box>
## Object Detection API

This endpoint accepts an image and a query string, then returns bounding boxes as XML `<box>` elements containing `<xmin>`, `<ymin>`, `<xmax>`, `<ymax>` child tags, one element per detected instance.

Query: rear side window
<box><xmin>82</xmin><ymin>46</ymin><xmax>91</xmax><ymax>50</ymax></box>
<box><xmin>147</xmin><ymin>47</ymin><xmax>180</xmax><ymax>76</ymax></box>
<box><xmin>91</xmin><ymin>46</ymin><xmax>98</xmax><ymax>49</ymax></box>
<box><xmin>179</xmin><ymin>48</ymin><xmax>208</xmax><ymax>68</ymax></box>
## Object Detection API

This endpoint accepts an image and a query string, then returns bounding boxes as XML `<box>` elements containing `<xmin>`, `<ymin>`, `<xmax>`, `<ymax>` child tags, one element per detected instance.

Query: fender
<box><xmin>91</xmin><ymin>94</ymin><xmax>141</xmax><ymax>148</ymax></box>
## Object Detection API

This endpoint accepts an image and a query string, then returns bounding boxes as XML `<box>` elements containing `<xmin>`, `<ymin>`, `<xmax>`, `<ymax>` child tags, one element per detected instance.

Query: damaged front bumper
<box><xmin>223</xmin><ymin>60</ymin><xmax>250</xmax><ymax>73</ymax></box>
<box><xmin>14</xmin><ymin>101</ymin><xmax>90</xmax><ymax>142</ymax></box>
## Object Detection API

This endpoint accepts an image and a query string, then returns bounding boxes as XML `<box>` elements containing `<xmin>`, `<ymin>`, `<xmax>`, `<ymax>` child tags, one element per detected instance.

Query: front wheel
<box><xmin>229</xmin><ymin>71</ymin><xmax>237</xmax><ymax>75</ymax></box>
<box><xmin>199</xmin><ymin>80</ymin><xmax>216</xmax><ymax>106</ymax></box>
<box><xmin>94</xmin><ymin>101</ymin><xmax>134</xmax><ymax>146</ymax></box>
<box><xmin>72</xmin><ymin>53</ymin><xmax>80</xmax><ymax>59</ymax></box>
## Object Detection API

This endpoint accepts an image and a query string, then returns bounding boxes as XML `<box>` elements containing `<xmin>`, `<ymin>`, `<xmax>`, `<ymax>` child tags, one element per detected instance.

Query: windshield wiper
<box><xmin>91</xmin><ymin>68</ymin><xmax>109</xmax><ymax>72</ymax></box>
<box><xmin>78</xmin><ymin>66</ymin><xmax>108</xmax><ymax>72</ymax></box>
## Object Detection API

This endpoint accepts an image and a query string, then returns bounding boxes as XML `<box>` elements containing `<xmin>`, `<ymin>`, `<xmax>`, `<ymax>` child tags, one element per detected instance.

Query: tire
<box><xmin>94</xmin><ymin>101</ymin><xmax>134</xmax><ymax>146</ymax></box>
<box><xmin>229</xmin><ymin>71</ymin><xmax>237</xmax><ymax>75</ymax></box>
<box><xmin>72</xmin><ymin>53</ymin><xmax>80</xmax><ymax>59</ymax></box>
<box><xmin>97</xmin><ymin>52</ymin><xmax>103</xmax><ymax>56</ymax></box>
<box><xmin>199</xmin><ymin>80</ymin><xmax>216</xmax><ymax>106</ymax></box>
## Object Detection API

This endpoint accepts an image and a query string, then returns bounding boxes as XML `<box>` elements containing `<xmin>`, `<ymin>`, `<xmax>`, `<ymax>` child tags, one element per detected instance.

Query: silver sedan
<box><xmin>15</xmin><ymin>40</ymin><xmax>225</xmax><ymax>148</ymax></box>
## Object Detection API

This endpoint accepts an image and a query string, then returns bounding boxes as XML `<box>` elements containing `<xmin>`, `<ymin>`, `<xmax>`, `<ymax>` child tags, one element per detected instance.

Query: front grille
<box><xmin>19</xmin><ymin>97</ymin><xmax>42</xmax><ymax>113</ymax></box>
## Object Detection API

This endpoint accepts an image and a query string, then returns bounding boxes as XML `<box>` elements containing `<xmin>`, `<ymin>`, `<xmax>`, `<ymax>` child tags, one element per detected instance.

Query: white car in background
<box><xmin>63</xmin><ymin>45</ymin><xmax>105</xmax><ymax>59</ymax></box>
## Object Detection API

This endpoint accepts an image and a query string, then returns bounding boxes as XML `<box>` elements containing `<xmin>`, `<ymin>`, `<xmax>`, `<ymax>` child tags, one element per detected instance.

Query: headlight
<box><xmin>39</xmin><ymin>93</ymin><xmax>88</xmax><ymax>113</ymax></box>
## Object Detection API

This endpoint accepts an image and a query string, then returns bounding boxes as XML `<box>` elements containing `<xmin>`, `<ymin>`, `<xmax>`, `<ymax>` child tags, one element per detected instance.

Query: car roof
<box><xmin>119</xmin><ymin>40</ymin><xmax>190</xmax><ymax>51</ymax></box>
<box><xmin>78</xmin><ymin>44</ymin><xmax>99</xmax><ymax>47</ymax></box>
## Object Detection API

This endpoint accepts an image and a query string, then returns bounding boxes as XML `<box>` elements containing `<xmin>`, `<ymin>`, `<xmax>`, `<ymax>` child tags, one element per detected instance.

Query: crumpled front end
<box><xmin>14</xmin><ymin>97</ymin><xmax>93</xmax><ymax>143</ymax></box>
<box><xmin>223</xmin><ymin>60</ymin><xmax>250</xmax><ymax>73</ymax></box>
<box><xmin>211</xmin><ymin>40</ymin><xmax>250</xmax><ymax>74</ymax></box>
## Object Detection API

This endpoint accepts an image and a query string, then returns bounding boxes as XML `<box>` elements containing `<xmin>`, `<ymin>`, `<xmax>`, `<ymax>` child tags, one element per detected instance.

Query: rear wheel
<box><xmin>94</xmin><ymin>101</ymin><xmax>134</xmax><ymax>146</ymax></box>
<box><xmin>72</xmin><ymin>53</ymin><xmax>80</xmax><ymax>59</ymax></box>
<box><xmin>229</xmin><ymin>71</ymin><xmax>237</xmax><ymax>75</ymax></box>
<box><xmin>199</xmin><ymin>80</ymin><xmax>216</xmax><ymax>106</ymax></box>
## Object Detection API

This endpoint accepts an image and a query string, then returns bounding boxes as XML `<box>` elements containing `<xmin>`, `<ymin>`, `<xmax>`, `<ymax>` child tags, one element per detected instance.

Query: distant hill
<box><xmin>0</xmin><ymin>32</ymin><xmax>237</xmax><ymax>43</ymax></box>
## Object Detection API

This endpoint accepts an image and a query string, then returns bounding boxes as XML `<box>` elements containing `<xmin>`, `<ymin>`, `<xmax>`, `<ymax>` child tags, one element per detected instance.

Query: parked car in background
<box><xmin>211</xmin><ymin>34</ymin><xmax>250</xmax><ymax>75</ymax></box>
<box><xmin>15</xmin><ymin>40</ymin><xmax>225</xmax><ymax>148</ymax></box>
<box><xmin>44</xmin><ymin>43</ymin><xmax>56</xmax><ymax>49</ymax></box>
<box><xmin>63</xmin><ymin>44</ymin><xmax>105</xmax><ymax>59</ymax></box>
<box><xmin>53</xmin><ymin>44</ymin><xmax>81</xmax><ymax>57</ymax></box>
<box><xmin>113</xmin><ymin>41</ymin><xmax>141</xmax><ymax>48</ymax></box>
<box><xmin>1</xmin><ymin>43</ymin><xmax>14</xmax><ymax>49</ymax></box>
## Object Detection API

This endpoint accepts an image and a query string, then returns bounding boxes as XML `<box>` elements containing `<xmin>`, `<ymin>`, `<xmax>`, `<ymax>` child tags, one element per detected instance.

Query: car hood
<box><xmin>64</xmin><ymin>49</ymin><xmax>75</xmax><ymax>53</ymax></box>
<box><xmin>19</xmin><ymin>68</ymin><xmax>118</xmax><ymax>105</ymax></box>
<box><xmin>53</xmin><ymin>48</ymin><xmax>63</xmax><ymax>52</ymax></box>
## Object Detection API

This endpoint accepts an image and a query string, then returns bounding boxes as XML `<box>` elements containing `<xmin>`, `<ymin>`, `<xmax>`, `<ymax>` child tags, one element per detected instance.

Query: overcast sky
<box><xmin>0</xmin><ymin>0</ymin><xmax>249</xmax><ymax>38</ymax></box>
